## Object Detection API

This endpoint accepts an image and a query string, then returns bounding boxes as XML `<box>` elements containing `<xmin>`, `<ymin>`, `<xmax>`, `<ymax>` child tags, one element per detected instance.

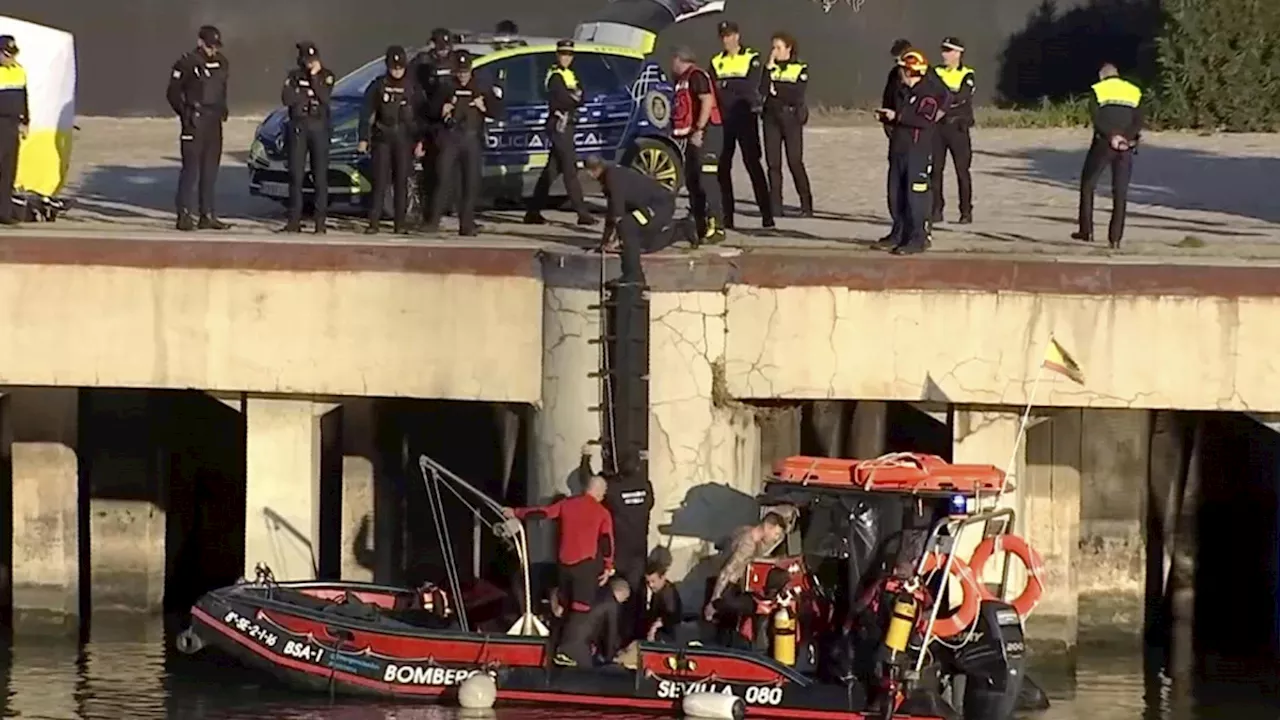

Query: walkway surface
<box><xmin>14</xmin><ymin>117</ymin><xmax>1280</xmax><ymax>272</ymax></box>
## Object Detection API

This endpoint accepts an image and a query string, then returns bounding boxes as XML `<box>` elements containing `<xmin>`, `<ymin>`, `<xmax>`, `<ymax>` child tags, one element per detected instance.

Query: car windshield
<box><xmin>332</xmin><ymin>58</ymin><xmax>389</xmax><ymax>100</ymax></box>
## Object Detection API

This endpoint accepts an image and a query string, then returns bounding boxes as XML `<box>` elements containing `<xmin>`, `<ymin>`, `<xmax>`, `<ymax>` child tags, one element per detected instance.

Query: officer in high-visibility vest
<box><xmin>930</xmin><ymin>37</ymin><xmax>975</xmax><ymax>224</ymax></box>
<box><xmin>0</xmin><ymin>35</ymin><xmax>28</xmax><ymax>226</ymax></box>
<box><xmin>525</xmin><ymin>40</ymin><xmax>596</xmax><ymax>226</ymax></box>
<box><xmin>763</xmin><ymin>31</ymin><xmax>812</xmax><ymax>218</ymax></box>
<box><xmin>1072</xmin><ymin>63</ymin><xmax>1142</xmax><ymax>250</ymax></box>
<box><xmin>710</xmin><ymin>21</ymin><xmax>774</xmax><ymax>230</ymax></box>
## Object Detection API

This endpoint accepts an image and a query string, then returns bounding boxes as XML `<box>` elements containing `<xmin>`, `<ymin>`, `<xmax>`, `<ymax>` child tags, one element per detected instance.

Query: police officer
<box><xmin>763</xmin><ymin>31</ymin><xmax>812</xmax><ymax>219</ymax></box>
<box><xmin>877</xmin><ymin>50</ymin><xmax>944</xmax><ymax>256</ymax></box>
<box><xmin>280</xmin><ymin>42</ymin><xmax>335</xmax><ymax>234</ymax></box>
<box><xmin>711</xmin><ymin>21</ymin><xmax>774</xmax><ymax>230</ymax></box>
<box><xmin>1073</xmin><ymin>63</ymin><xmax>1142</xmax><ymax>250</ymax></box>
<box><xmin>670</xmin><ymin>47</ymin><xmax>725</xmax><ymax>245</ymax></box>
<box><xmin>411</xmin><ymin>28</ymin><xmax>456</xmax><ymax>222</ymax></box>
<box><xmin>525</xmin><ymin>40</ymin><xmax>596</xmax><ymax>226</ymax></box>
<box><xmin>167</xmin><ymin>25</ymin><xmax>231</xmax><ymax>232</ymax></box>
<box><xmin>422</xmin><ymin>50</ymin><xmax>503</xmax><ymax>236</ymax></box>
<box><xmin>931</xmin><ymin>37</ymin><xmax>975</xmax><ymax>224</ymax></box>
<box><xmin>0</xmin><ymin>35</ymin><xmax>28</xmax><ymax>227</ymax></box>
<box><xmin>585</xmin><ymin>156</ymin><xmax>688</xmax><ymax>281</ymax></box>
<box><xmin>358</xmin><ymin>46</ymin><xmax>423</xmax><ymax>235</ymax></box>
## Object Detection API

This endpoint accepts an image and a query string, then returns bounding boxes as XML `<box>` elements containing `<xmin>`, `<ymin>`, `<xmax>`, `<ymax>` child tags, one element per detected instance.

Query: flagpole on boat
<box><xmin>998</xmin><ymin>339</ymin><xmax>1049</xmax><ymax>498</ymax></box>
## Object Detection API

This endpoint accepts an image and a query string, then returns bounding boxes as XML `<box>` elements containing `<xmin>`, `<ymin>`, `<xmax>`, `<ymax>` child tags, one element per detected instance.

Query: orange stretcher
<box><xmin>770</xmin><ymin>453</ymin><xmax>1005</xmax><ymax>495</ymax></box>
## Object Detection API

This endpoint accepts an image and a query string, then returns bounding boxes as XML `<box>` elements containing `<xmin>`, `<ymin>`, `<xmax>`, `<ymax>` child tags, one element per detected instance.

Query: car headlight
<box><xmin>248</xmin><ymin>137</ymin><xmax>267</xmax><ymax>165</ymax></box>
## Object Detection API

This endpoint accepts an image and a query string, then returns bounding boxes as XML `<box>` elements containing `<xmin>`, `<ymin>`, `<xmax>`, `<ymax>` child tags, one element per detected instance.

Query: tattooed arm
<box><xmin>711</xmin><ymin>527</ymin><xmax>758</xmax><ymax>603</ymax></box>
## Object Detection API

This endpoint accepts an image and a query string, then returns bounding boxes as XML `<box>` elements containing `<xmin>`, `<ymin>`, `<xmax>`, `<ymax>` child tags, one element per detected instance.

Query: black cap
<box><xmin>385</xmin><ymin>45</ymin><xmax>407</xmax><ymax>68</ymax></box>
<box><xmin>296</xmin><ymin>41</ymin><xmax>318</xmax><ymax>59</ymax></box>
<box><xmin>0</xmin><ymin>36</ymin><xmax>16</xmax><ymax>56</ymax></box>
<box><xmin>890</xmin><ymin>38</ymin><xmax>912</xmax><ymax>56</ymax></box>
<box><xmin>556</xmin><ymin>39</ymin><xmax>575</xmax><ymax>53</ymax></box>
<box><xmin>198</xmin><ymin>25</ymin><xmax>222</xmax><ymax>48</ymax></box>
<box><xmin>452</xmin><ymin>50</ymin><xmax>473</xmax><ymax>70</ymax></box>
<box><xmin>430</xmin><ymin>27</ymin><xmax>451</xmax><ymax>42</ymax></box>
<box><xmin>941</xmin><ymin>36</ymin><xmax>965</xmax><ymax>52</ymax></box>
<box><xmin>717</xmin><ymin>20</ymin><xmax>739</xmax><ymax>36</ymax></box>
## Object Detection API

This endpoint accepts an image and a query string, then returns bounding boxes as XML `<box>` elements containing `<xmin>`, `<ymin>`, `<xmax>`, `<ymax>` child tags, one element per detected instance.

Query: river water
<box><xmin>1</xmin><ymin>633</ymin><xmax>1276</xmax><ymax>720</ymax></box>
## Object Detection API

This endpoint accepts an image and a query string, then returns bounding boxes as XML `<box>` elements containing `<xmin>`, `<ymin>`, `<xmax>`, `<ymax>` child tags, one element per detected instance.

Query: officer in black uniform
<box><xmin>710</xmin><ymin>21</ymin><xmax>774</xmax><ymax>230</ymax></box>
<box><xmin>358</xmin><ymin>46</ymin><xmax>423</xmax><ymax>235</ymax></box>
<box><xmin>280</xmin><ymin>42</ymin><xmax>335</xmax><ymax>234</ymax></box>
<box><xmin>585</xmin><ymin>156</ymin><xmax>688</xmax><ymax>281</ymax></box>
<box><xmin>525</xmin><ymin>40</ymin><xmax>596</xmax><ymax>226</ymax></box>
<box><xmin>877</xmin><ymin>50</ymin><xmax>944</xmax><ymax>256</ymax></box>
<box><xmin>410</xmin><ymin>28</ymin><xmax>456</xmax><ymax>222</ymax></box>
<box><xmin>423</xmin><ymin>50</ymin><xmax>503</xmax><ymax>236</ymax></box>
<box><xmin>167</xmin><ymin>25</ymin><xmax>231</xmax><ymax>232</ymax></box>
<box><xmin>0</xmin><ymin>35</ymin><xmax>27</xmax><ymax>227</ymax></box>
<box><xmin>1072</xmin><ymin>63</ymin><xmax>1143</xmax><ymax>249</ymax></box>
<box><xmin>763</xmin><ymin>31</ymin><xmax>813</xmax><ymax>218</ymax></box>
<box><xmin>931</xmin><ymin>37</ymin><xmax>975</xmax><ymax>224</ymax></box>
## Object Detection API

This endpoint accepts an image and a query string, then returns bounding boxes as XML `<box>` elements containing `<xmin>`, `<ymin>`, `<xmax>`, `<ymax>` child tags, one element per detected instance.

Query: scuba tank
<box><xmin>882</xmin><ymin>591</ymin><xmax>918</xmax><ymax>662</ymax></box>
<box><xmin>772</xmin><ymin>603</ymin><xmax>797</xmax><ymax>666</ymax></box>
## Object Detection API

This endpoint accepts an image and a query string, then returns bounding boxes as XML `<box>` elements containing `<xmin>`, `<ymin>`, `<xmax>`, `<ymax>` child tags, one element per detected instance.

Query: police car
<box><xmin>246</xmin><ymin>31</ymin><xmax>681</xmax><ymax>211</ymax></box>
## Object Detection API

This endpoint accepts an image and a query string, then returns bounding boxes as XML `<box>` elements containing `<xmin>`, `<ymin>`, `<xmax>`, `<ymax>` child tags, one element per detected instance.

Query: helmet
<box><xmin>899</xmin><ymin>50</ymin><xmax>928</xmax><ymax>74</ymax></box>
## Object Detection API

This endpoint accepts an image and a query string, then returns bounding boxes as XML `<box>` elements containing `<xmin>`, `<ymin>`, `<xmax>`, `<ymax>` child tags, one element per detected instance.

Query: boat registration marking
<box><xmin>656</xmin><ymin>680</ymin><xmax>784</xmax><ymax>705</ymax></box>
<box><xmin>282</xmin><ymin>639</ymin><xmax>326</xmax><ymax>663</ymax></box>
<box><xmin>222</xmin><ymin>610</ymin><xmax>279</xmax><ymax>648</ymax></box>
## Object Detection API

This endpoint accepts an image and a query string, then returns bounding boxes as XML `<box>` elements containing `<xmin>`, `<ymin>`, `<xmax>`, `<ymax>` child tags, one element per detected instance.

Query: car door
<box><xmin>474</xmin><ymin>51</ymin><xmax>544</xmax><ymax>193</ymax></box>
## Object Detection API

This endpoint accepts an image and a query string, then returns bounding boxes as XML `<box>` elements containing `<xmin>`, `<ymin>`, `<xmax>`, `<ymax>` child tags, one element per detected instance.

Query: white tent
<box><xmin>0</xmin><ymin>15</ymin><xmax>75</xmax><ymax>199</ymax></box>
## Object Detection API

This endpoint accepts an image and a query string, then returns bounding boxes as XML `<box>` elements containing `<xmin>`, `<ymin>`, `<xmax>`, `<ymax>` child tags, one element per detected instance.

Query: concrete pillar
<box><xmin>850</xmin><ymin>401</ymin><xmax>888</xmax><ymax>458</ymax></box>
<box><xmin>951</xmin><ymin>407</ymin><xmax>1024</xmax><ymax>563</ymax></box>
<box><xmin>9</xmin><ymin>387</ymin><xmax>81</xmax><ymax>632</ymax></box>
<box><xmin>341</xmin><ymin>399</ymin><xmax>378</xmax><ymax>582</ymax></box>
<box><xmin>84</xmin><ymin>390</ymin><xmax>166</xmax><ymax>615</ymax></box>
<box><xmin>649</xmin><ymin>291</ymin><xmax>761</xmax><ymax>608</ymax></box>
<box><xmin>1022</xmin><ymin>409</ymin><xmax>1082</xmax><ymax>658</ymax></box>
<box><xmin>243</xmin><ymin>397</ymin><xmax>338</xmax><ymax>581</ymax></box>
<box><xmin>532</xmin><ymin>286</ymin><xmax>602</xmax><ymax>561</ymax></box>
<box><xmin>1078</xmin><ymin>409</ymin><xmax>1150</xmax><ymax>648</ymax></box>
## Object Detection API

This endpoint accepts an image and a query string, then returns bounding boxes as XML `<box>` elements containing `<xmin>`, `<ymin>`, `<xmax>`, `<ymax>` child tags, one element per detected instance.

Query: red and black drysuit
<box><xmin>513</xmin><ymin>494</ymin><xmax>615</xmax><ymax>614</ymax></box>
<box><xmin>884</xmin><ymin>74</ymin><xmax>946</xmax><ymax>254</ymax></box>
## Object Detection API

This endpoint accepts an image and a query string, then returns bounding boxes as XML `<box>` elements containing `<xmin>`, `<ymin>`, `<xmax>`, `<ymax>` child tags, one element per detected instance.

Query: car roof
<box><xmin>418</xmin><ymin>31</ymin><xmax>645</xmax><ymax>63</ymax></box>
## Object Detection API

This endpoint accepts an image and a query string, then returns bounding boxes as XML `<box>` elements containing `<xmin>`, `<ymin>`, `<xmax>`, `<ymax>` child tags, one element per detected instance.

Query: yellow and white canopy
<box><xmin>0</xmin><ymin>15</ymin><xmax>75</xmax><ymax>198</ymax></box>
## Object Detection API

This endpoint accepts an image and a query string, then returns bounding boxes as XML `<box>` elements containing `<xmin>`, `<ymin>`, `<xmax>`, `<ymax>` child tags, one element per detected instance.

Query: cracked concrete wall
<box><xmin>0</xmin><ymin>265</ymin><xmax>541</xmax><ymax>402</ymax></box>
<box><xmin>724</xmin><ymin>286</ymin><xmax>1276</xmax><ymax>412</ymax></box>
<box><xmin>531</xmin><ymin>286</ymin><xmax>602</xmax><ymax>563</ymax></box>
<box><xmin>649</xmin><ymin>291</ymin><xmax>762</xmax><ymax>608</ymax></box>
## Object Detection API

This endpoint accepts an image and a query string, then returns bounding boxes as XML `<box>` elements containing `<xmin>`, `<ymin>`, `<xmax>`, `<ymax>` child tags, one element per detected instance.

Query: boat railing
<box><xmin>911</xmin><ymin>506</ymin><xmax>1016</xmax><ymax>676</ymax></box>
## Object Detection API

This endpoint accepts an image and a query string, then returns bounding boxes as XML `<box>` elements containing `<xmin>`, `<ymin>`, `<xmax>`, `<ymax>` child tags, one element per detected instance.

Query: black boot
<box><xmin>1071</xmin><ymin>230</ymin><xmax>1093</xmax><ymax>242</ymax></box>
<box><xmin>276</xmin><ymin>222</ymin><xmax>301</xmax><ymax>234</ymax></box>
<box><xmin>198</xmin><ymin>215</ymin><xmax>230</xmax><ymax>230</ymax></box>
<box><xmin>176</xmin><ymin>214</ymin><xmax>196</xmax><ymax>232</ymax></box>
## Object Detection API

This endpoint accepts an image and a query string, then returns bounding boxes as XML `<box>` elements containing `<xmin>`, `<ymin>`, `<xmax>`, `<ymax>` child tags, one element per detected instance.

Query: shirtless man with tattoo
<box><xmin>703</xmin><ymin>512</ymin><xmax>790</xmax><ymax>623</ymax></box>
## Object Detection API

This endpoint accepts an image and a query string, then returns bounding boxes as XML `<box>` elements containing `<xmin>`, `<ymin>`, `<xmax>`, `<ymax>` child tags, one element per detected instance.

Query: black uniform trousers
<box><xmin>368</xmin><ymin>129</ymin><xmax>415</xmax><ymax>230</ymax></box>
<box><xmin>557</xmin><ymin>557</ymin><xmax>605</xmax><ymax>613</ymax></box>
<box><xmin>0</xmin><ymin>118</ymin><xmax>18</xmax><ymax>222</ymax></box>
<box><xmin>286</xmin><ymin>118</ymin><xmax>330</xmax><ymax>225</ymax></box>
<box><xmin>718</xmin><ymin>109</ymin><xmax>773</xmax><ymax>227</ymax></box>
<box><xmin>1078</xmin><ymin>135</ymin><xmax>1133</xmax><ymax>246</ymax></box>
<box><xmin>886</xmin><ymin>146</ymin><xmax>932</xmax><ymax>249</ymax></box>
<box><xmin>420</xmin><ymin>125</ymin><xmax>459</xmax><ymax>221</ymax></box>
<box><xmin>763</xmin><ymin>107</ymin><xmax>812</xmax><ymax>216</ymax></box>
<box><xmin>931</xmin><ymin>121</ymin><xmax>972</xmax><ymax>218</ymax></box>
<box><xmin>529</xmin><ymin>123</ymin><xmax>589</xmax><ymax>216</ymax></box>
<box><xmin>684</xmin><ymin>125</ymin><xmax>724</xmax><ymax>238</ymax></box>
<box><xmin>428</xmin><ymin>129</ymin><xmax>482</xmax><ymax>233</ymax></box>
<box><xmin>177</xmin><ymin>111</ymin><xmax>224</xmax><ymax>218</ymax></box>
<box><xmin>612</xmin><ymin>550</ymin><xmax>646</xmax><ymax>643</ymax></box>
<box><xmin>618</xmin><ymin>195</ymin><xmax>676</xmax><ymax>283</ymax></box>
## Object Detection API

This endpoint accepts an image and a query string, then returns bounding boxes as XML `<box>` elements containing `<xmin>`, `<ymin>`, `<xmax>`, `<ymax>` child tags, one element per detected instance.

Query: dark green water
<box><xmin>0</xmin><ymin>634</ymin><xmax>1276</xmax><ymax>720</ymax></box>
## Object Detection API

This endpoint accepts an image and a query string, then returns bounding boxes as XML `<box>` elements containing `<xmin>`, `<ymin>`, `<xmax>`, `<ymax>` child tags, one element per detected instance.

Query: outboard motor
<box><xmin>948</xmin><ymin>600</ymin><xmax>1027</xmax><ymax>720</ymax></box>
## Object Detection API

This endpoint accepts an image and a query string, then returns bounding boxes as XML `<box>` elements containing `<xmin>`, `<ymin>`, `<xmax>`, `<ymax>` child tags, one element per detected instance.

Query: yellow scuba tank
<box><xmin>772</xmin><ymin>603</ymin><xmax>797</xmax><ymax>666</ymax></box>
<box><xmin>883</xmin><ymin>592</ymin><xmax>918</xmax><ymax>657</ymax></box>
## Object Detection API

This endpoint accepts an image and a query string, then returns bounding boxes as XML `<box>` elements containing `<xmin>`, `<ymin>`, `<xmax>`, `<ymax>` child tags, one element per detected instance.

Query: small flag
<box><xmin>1042</xmin><ymin>337</ymin><xmax>1084</xmax><ymax>385</ymax></box>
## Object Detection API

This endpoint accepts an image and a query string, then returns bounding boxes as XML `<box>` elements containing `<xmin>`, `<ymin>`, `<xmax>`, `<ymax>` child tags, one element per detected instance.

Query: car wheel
<box><xmin>625</xmin><ymin>137</ymin><xmax>683</xmax><ymax>192</ymax></box>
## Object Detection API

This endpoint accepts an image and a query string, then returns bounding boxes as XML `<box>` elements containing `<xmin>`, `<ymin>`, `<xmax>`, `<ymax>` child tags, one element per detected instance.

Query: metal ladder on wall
<box><xmin>588</xmin><ymin>259</ymin><xmax>618</xmax><ymax>475</ymax></box>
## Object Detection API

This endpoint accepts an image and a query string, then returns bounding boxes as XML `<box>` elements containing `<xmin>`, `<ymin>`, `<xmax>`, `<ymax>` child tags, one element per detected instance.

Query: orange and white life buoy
<box><xmin>970</xmin><ymin>534</ymin><xmax>1045</xmax><ymax>620</ymax></box>
<box><xmin>918</xmin><ymin>553</ymin><xmax>982</xmax><ymax>638</ymax></box>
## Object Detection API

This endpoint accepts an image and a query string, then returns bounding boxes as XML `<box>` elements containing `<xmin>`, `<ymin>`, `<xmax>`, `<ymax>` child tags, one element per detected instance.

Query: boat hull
<box><xmin>186</xmin><ymin>581</ymin><xmax>952</xmax><ymax>719</ymax></box>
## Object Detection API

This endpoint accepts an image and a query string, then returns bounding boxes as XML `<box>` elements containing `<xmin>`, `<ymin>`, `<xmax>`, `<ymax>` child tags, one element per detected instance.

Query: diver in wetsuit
<box><xmin>555</xmin><ymin>578</ymin><xmax>631</xmax><ymax>667</ymax></box>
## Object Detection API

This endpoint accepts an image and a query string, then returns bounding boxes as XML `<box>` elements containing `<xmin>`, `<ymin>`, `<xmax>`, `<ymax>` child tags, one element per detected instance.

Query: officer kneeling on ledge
<box><xmin>358</xmin><ymin>46</ymin><xmax>424</xmax><ymax>235</ymax></box>
<box><xmin>280</xmin><ymin>42</ymin><xmax>335</xmax><ymax>234</ymax></box>
<box><xmin>586</xmin><ymin>155</ymin><xmax>691</xmax><ymax>283</ymax></box>
<box><xmin>877</xmin><ymin>50</ymin><xmax>945</xmax><ymax>256</ymax></box>
<box><xmin>422</xmin><ymin>50</ymin><xmax>503</xmax><ymax>236</ymax></box>
<box><xmin>1073</xmin><ymin>62</ymin><xmax>1142</xmax><ymax>250</ymax></box>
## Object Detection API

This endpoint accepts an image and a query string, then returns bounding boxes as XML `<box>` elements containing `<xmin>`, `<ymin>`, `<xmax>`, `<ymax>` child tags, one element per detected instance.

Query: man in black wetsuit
<box><xmin>555</xmin><ymin>578</ymin><xmax>631</xmax><ymax>667</ymax></box>
<box><xmin>644</xmin><ymin>553</ymin><xmax>683</xmax><ymax>642</ymax></box>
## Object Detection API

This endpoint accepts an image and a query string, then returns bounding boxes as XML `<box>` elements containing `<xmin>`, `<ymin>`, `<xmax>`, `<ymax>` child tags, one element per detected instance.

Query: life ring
<box><xmin>918</xmin><ymin>553</ymin><xmax>982</xmax><ymax>638</ymax></box>
<box><xmin>969</xmin><ymin>534</ymin><xmax>1045</xmax><ymax>620</ymax></box>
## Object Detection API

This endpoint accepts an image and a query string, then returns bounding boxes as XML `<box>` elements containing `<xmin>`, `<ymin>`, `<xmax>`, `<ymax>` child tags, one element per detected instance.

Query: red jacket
<box><xmin>515</xmin><ymin>495</ymin><xmax>614</xmax><ymax>569</ymax></box>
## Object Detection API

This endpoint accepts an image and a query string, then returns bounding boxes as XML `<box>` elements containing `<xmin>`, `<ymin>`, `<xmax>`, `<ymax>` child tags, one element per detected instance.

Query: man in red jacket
<box><xmin>504</xmin><ymin>474</ymin><xmax>616</xmax><ymax>614</ymax></box>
